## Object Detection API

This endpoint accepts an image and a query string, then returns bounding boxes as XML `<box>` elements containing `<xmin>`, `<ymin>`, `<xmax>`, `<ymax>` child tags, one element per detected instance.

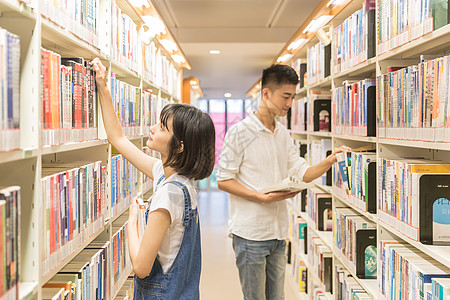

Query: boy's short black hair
<box><xmin>160</xmin><ymin>103</ymin><xmax>215</xmax><ymax>180</ymax></box>
<box><xmin>261</xmin><ymin>64</ymin><xmax>299</xmax><ymax>91</ymax></box>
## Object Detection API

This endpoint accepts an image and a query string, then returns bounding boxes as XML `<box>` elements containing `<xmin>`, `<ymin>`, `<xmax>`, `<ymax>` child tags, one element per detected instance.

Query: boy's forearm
<box><xmin>303</xmin><ymin>156</ymin><xmax>334</xmax><ymax>182</ymax></box>
<box><xmin>218</xmin><ymin>179</ymin><xmax>262</xmax><ymax>202</ymax></box>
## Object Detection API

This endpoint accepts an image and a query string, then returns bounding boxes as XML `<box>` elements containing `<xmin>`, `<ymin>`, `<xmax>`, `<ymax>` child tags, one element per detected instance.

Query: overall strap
<box><xmin>163</xmin><ymin>181</ymin><xmax>194</xmax><ymax>226</ymax></box>
<box><xmin>157</xmin><ymin>174</ymin><xmax>165</xmax><ymax>185</ymax></box>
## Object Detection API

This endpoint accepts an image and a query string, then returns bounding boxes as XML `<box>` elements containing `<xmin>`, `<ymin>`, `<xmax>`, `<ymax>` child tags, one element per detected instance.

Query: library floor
<box><xmin>198</xmin><ymin>190</ymin><xmax>298</xmax><ymax>300</ymax></box>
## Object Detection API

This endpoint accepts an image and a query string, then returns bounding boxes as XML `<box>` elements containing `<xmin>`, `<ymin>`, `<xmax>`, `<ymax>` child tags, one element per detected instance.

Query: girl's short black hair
<box><xmin>261</xmin><ymin>64</ymin><xmax>299</xmax><ymax>90</ymax></box>
<box><xmin>160</xmin><ymin>103</ymin><xmax>215</xmax><ymax>180</ymax></box>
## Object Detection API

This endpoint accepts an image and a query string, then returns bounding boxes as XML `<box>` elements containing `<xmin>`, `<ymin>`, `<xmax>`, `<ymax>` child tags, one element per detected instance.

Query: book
<box><xmin>258</xmin><ymin>177</ymin><xmax>313</xmax><ymax>194</ymax></box>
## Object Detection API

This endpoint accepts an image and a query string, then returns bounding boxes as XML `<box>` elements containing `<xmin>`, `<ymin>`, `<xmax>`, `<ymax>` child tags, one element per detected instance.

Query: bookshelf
<box><xmin>0</xmin><ymin>0</ymin><xmax>187</xmax><ymax>299</ymax></box>
<box><xmin>250</xmin><ymin>0</ymin><xmax>450</xmax><ymax>298</ymax></box>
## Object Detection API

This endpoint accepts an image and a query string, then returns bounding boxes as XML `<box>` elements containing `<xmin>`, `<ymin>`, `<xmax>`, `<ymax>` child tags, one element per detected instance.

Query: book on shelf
<box><xmin>307</xmin><ymin>139</ymin><xmax>332</xmax><ymax>187</ymax></box>
<box><xmin>0</xmin><ymin>28</ymin><xmax>20</xmax><ymax>153</ymax></box>
<box><xmin>332</xmin><ymin>78</ymin><xmax>376</xmax><ymax>137</ymax></box>
<box><xmin>378</xmin><ymin>158</ymin><xmax>450</xmax><ymax>244</ymax></box>
<box><xmin>291</xmin><ymin>58</ymin><xmax>307</xmax><ymax>89</ymax></box>
<box><xmin>111</xmin><ymin>222</ymin><xmax>130</xmax><ymax>285</ymax></box>
<box><xmin>432</xmin><ymin>277</ymin><xmax>450</xmax><ymax>299</ymax></box>
<box><xmin>0</xmin><ymin>186</ymin><xmax>20</xmax><ymax>299</ymax></box>
<box><xmin>308</xmin><ymin>96</ymin><xmax>331</xmax><ymax>133</ymax></box>
<box><xmin>307</xmin><ymin>188</ymin><xmax>332</xmax><ymax>231</ymax></box>
<box><xmin>377</xmin><ymin>54</ymin><xmax>450</xmax><ymax>143</ymax></box>
<box><xmin>307</xmin><ymin>42</ymin><xmax>331</xmax><ymax>85</ymax></box>
<box><xmin>290</xmin><ymin>97</ymin><xmax>307</xmax><ymax>132</ymax></box>
<box><xmin>258</xmin><ymin>177</ymin><xmax>313</xmax><ymax>194</ymax></box>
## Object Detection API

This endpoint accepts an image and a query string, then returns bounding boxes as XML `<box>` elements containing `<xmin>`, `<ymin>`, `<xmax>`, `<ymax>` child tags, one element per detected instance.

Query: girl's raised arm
<box><xmin>91</xmin><ymin>58</ymin><xmax>157</xmax><ymax>180</ymax></box>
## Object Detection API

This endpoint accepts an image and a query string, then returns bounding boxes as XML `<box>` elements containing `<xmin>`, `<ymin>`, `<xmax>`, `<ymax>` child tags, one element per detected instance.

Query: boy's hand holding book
<box><xmin>328</xmin><ymin>145</ymin><xmax>352</xmax><ymax>163</ymax></box>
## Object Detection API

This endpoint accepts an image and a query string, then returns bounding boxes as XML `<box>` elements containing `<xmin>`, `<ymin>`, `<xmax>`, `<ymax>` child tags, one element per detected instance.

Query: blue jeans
<box><xmin>232</xmin><ymin>234</ymin><xmax>287</xmax><ymax>300</ymax></box>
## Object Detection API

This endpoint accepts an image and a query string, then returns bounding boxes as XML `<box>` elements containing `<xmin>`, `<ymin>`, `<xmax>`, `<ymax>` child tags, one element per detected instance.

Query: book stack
<box><xmin>332</xmin><ymin>79</ymin><xmax>376</xmax><ymax>137</ymax></box>
<box><xmin>46</xmin><ymin>241</ymin><xmax>110</xmax><ymax>300</ymax></box>
<box><xmin>334</xmin><ymin>208</ymin><xmax>377</xmax><ymax>279</ymax></box>
<box><xmin>40</xmin><ymin>0</ymin><xmax>100</xmax><ymax>47</ymax></box>
<box><xmin>0</xmin><ymin>186</ymin><xmax>20</xmax><ymax>300</ymax></box>
<box><xmin>377</xmin><ymin>55</ymin><xmax>450</xmax><ymax>142</ymax></box>
<box><xmin>112</xmin><ymin>222</ymin><xmax>131</xmax><ymax>286</ymax></box>
<box><xmin>309</xmin><ymin>237</ymin><xmax>333</xmax><ymax>293</ymax></box>
<box><xmin>142</xmin><ymin>91</ymin><xmax>157</xmax><ymax>137</ymax></box>
<box><xmin>335</xmin><ymin>266</ymin><xmax>371</xmax><ymax>300</ymax></box>
<box><xmin>110</xmin><ymin>1</ymin><xmax>138</xmax><ymax>72</ymax></box>
<box><xmin>41</xmin><ymin>50</ymin><xmax>98</xmax><ymax>146</ymax></box>
<box><xmin>333</xmin><ymin>1</ymin><xmax>376</xmax><ymax>74</ymax></box>
<box><xmin>378</xmin><ymin>159</ymin><xmax>450</xmax><ymax>244</ymax></box>
<box><xmin>110</xmin><ymin>154</ymin><xmax>139</xmax><ymax>220</ymax></box>
<box><xmin>379</xmin><ymin>241</ymin><xmax>450</xmax><ymax>300</ymax></box>
<box><xmin>143</xmin><ymin>41</ymin><xmax>158</xmax><ymax>84</ymax></box>
<box><xmin>0</xmin><ymin>28</ymin><xmax>20</xmax><ymax>153</ymax></box>
<box><xmin>307</xmin><ymin>93</ymin><xmax>331</xmax><ymax>132</ymax></box>
<box><xmin>291</xmin><ymin>58</ymin><xmax>307</xmax><ymax>89</ymax></box>
<box><xmin>290</xmin><ymin>97</ymin><xmax>307</xmax><ymax>132</ymax></box>
<box><xmin>307</xmin><ymin>42</ymin><xmax>331</xmax><ymax>85</ymax></box>
<box><xmin>307</xmin><ymin>188</ymin><xmax>332</xmax><ymax>231</ymax></box>
<box><xmin>333</xmin><ymin>151</ymin><xmax>377</xmax><ymax>213</ymax></box>
<box><xmin>110</xmin><ymin>74</ymin><xmax>141</xmax><ymax>138</ymax></box>
<box><xmin>377</xmin><ymin>0</ymin><xmax>449</xmax><ymax>55</ymax></box>
<box><xmin>41</xmin><ymin>161</ymin><xmax>106</xmax><ymax>277</ymax></box>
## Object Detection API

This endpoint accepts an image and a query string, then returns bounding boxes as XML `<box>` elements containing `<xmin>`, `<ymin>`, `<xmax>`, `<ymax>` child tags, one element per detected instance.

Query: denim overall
<box><xmin>134</xmin><ymin>175</ymin><xmax>201</xmax><ymax>299</ymax></box>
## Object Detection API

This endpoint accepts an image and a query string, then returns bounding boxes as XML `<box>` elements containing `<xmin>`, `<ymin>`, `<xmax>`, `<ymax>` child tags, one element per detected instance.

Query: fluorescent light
<box><xmin>287</xmin><ymin>38</ymin><xmax>309</xmax><ymax>51</ymax></box>
<box><xmin>303</xmin><ymin>15</ymin><xmax>333</xmax><ymax>34</ymax></box>
<box><xmin>209</xmin><ymin>50</ymin><xmax>221</xmax><ymax>54</ymax></box>
<box><xmin>160</xmin><ymin>39</ymin><xmax>178</xmax><ymax>52</ymax></box>
<box><xmin>142</xmin><ymin>16</ymin><xmax>166</xmax><ymax>35</ymax></box>
<box><xmin>224</xmin><ymin>93</ymin><xmax>232</xmax><ymax>98</ymax></box>
<box><xmin>190</xmin><ymin>80</ymin><xmax>198</xmax><ymax>85</ymax></box>
<box><xmin>171</xmin><ymin>55</ymin><xmax>185</xmax><ymax>64</ymax></box>
<box><xmin>128</xmin><ymin>0</ymin><xmax>150</xmax><ymax>7</ymax></box>
<box><xmin>277</xmin><ymin>54</ymin><xmax>293</xmax><ymax>63</ymax></box>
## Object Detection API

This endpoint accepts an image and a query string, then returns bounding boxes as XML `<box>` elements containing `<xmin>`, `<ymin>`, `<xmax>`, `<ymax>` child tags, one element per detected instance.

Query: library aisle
<box><xmin>198</xmin><ymin>190</ymin><xmax>299</xmax><ymax>300</ymax></box>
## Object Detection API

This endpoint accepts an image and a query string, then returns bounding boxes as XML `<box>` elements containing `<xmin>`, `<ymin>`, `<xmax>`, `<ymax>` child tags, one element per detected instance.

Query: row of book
<box><xmin>0</xmin><ymin>28</ymin><xmax>20</xmax><ymax>153</ymax></box>
<box><xmin>291</xmin><ymin>59</ymin><xmax>307</xmax><ymax>89</ymax></box>
<box><xmin>41</xmin><ymin>161</ymin><xmax>106</xmax><ymax>277</ymax></box>
<box><xmin>307</xmin><ymin>42</ymin><xmax>331</xmax><ymax>85</ymax></box>
<box><xmin>110</xmin><ymin>74</ymin><xmax>141</xmax><ymax>137</ymax></box>
<box><xmin>377</xmin><ymin>0</ymin><xmax>449</xmax><ymax>55</ymax></box>
<box><xmin>142</xmin><ymin>147</ymin><xmax>155</xmax><ymax>193</ymax></box>
<box><xmin>377</xmin><ymin>158</ymin><xmax>450</xmax><ymax>244</ymax></box>
<box><xmin>115</xmin><ymin>278</ymin><xmax>134</xmax><ymax>300</ymax></box>
<box><xmin>40</xmin><ymin>0</ymin><xmax>99</xmax><ymax>47</ymax></box>
<box><xmin>110</xmin><ymin>154</ymin><xmax>139</xmax><ymax>220</ymax></box>
<box><xmin>307</xmin><ymin>139</ymin><xmax>332</xmax><ymax>186</ymax></box>
<box><xmin>335</xmin><ymin>266</ymin><xmax>371</xmax><ymax>300</ymax></box>
<box><xmin>333</xmin><ymin>1</ymin><xmax>376</xmax><ymax>74</ymax></box>
<box><xmin>332</xmin><ymin>79</ymin><xmax>376</xmax><ymax>137</ymax></box>
<box><xmin>306</xmin><ymin>188</ymin><xmax>333</xmax><ymax>232</ymax></box>
<box><xmin>112</xmin><ymin>220</ymin><xmax>131</xmax><ymax>285</ymax></box>
<box><xmin>110</xmin><ymin>0</ymin><xmax>139</xmax><ymax>72</ymax></box>
<box><xmin>41</xmin><ymin>49</ymin><xmax>98</xmax><ymax>146</ymax></box>
<box><xmin>334</xmin><ymin>208</ymin><xmax>377</xmax><ymax>279</ymax></box>
<box><xmin>142</xmin><ymin>91</ymin><xmax>158</xmax><ymax>137</ymax></box>
<box><xmin>0</xmin><ymin>187</ymin><xmax>20</xmax><ymax>300</ymax></box>
<box><xmin>43</xmin><ymin>240</ymin><xmax>110</xmax><ymax>300</ymax></box>
<box><xmin>290</xmin><ymin>93</ymin><xmax>331</xmax><ymax>133</ymax></box>
<box><xmin>308</xmin><ymin>236</ymin><xmax>333</xmax><ymax>294</ymax></box>
<box><xmin>286</xmin><ymin>237</ymin><xmax>307</xmax><ymax>294</ymax></box>
<box><xmin>333</xmin><ymin>151</ymin><xmax>377</xmax><ymax>213</ymax></box>
<box><xmin>377</xmin><ymin>54</ymin><xmax>450</xmax><ymax>142</ymax></box>
<box><xmin>379</xmin><ymin>241</ymin><xmax>450</xmax><ymax>300</ymax></box>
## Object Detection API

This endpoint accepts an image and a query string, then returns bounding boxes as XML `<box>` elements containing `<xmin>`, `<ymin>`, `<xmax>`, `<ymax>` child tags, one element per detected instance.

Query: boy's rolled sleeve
<box><xmin>217</xmin><ymin>126</ymin><xmax>242</xmax><ymax>181</ymax></box>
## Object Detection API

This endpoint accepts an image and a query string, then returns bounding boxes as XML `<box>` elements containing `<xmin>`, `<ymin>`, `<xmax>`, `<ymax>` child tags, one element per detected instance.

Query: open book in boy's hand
<box><xmin>258</xmin><ymin>177</ymin><xmax>313</xmax><ymax>194</ymax></box>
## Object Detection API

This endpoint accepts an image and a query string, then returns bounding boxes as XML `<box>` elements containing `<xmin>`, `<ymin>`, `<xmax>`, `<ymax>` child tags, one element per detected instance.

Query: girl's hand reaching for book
<box><xmin>90</xmin><ymin>57</ymin><xmax>107</xmax><ymax>89</ymax></box>
<box><xmin>258</xmin><ymin>190</ymin><xmax>301</xmax><ymax>203</ymax></box>
<box><xmin>128</xmin><ymin>198</ymin><xmax>140</xmax><ymax>224</ymax></box>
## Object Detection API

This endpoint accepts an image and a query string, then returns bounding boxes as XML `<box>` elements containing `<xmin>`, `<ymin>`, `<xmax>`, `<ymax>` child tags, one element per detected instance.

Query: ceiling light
<box><xmin>327</xmin><ymin>0</ymin><xmax>348</xmax><ymax>7</ymax></box>
<box><xmin>160</xmin><ymin>39</ymin><xmax>178</xmax><ymax>52</ymax></box>
<box><xmin>224</xmin><ymin>93</ymin><xmax>232</xmax><ymax>98</ymax></box>
<box><xmin>128</xmin><ymin>0</ymin><xmax>150</xmax><ymax>7</ymax></box>
<box><xmin>287</xmin><ymin>38</ymin><xmax>309</xmax><ymax>51</ymax></box>
<box><xmin>190</xmin><ymin>80</ymin><xmax>198</xmax><ymax>85</ymax></box>
<box><xmin>277</xmin><ymin>54</ymin><xmax>293</xmax><ymax>63</ymax></box>
<box><xmin>209</xmin><ymin>50</ymin><xmax>221</xmax><ymax>54</ymax></box>
<box><xmin>171</xmin><ymin>55</ymin><xmax>185</xmax><ymax>64</ymax></box>
<box><xmin>142</xmin><ymin>16</ymin><xmax>166</xmax><ymax>36</ymax></box>
<box><xmin>303</xmin><ymin>15</ymin><xmax>333</xmax><ymax>34</ymax></box>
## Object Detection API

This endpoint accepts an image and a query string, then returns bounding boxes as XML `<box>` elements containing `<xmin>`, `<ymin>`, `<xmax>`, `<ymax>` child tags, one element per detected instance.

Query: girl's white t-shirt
<box><xmin>148</xmin><ymin>160</ymin><xmax>198</xmax><ymax>273</ymax></box>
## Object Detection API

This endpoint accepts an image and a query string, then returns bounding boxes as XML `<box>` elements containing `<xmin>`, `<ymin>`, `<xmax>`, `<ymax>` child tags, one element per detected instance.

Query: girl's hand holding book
<box><xmin>128</xmin><ymin>197</ymin><xmax>140</xmax><ymax>224</ymax></box>
<box><xmin>90</xmin><ymin>57</ymin><xmax>107</xmax><ymax>89</ymax></box>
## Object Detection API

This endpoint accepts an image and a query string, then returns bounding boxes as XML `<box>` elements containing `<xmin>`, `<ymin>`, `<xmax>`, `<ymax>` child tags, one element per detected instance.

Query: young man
<box><xmin>217</xmin><ymin>64</ymin><xmax>350</xmax><ymax>300</ymax></box>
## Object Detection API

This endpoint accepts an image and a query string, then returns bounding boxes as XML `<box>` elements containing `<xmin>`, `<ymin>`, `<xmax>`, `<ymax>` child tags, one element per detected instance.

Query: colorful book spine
<box><xmin>112</xmin><ymin>222</ymin><xmax>130</xmax><ymax>285</ymax></box>
<box><xmin>41</xmin><ymin>161</ymin><xmax>105</xmax><ymax>277</ymax></box>
<box><xmin>307</xmin><ymin>188</ymin><xmax>333</xmax><ymax>231</ymax></box>
<box><xmin>307</xmin><ymin>42</ymin><xmax>331</xmax><ymax>85</ymax></box>
<box><xmin>109</xmin><ymin>74</ymin><xmax>141</xmax><ymax>138</ymax></box>
<box><xmin>377</xmin><ymin>55</ymin><xmax>450</xmax><ymax>142</ymax></box>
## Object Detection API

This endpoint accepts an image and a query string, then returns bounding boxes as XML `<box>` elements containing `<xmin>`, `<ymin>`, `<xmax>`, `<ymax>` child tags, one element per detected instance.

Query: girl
<box><xmin>91</xmin><ymin>58</ymin><xmax>215</xmax><ymax>299</ymax></box>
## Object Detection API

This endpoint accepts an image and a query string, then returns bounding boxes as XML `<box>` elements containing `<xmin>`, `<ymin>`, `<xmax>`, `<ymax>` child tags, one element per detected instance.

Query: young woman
<box><xmin>91</xmin><ymin>58</ymin><xmax>215</xmax><ymax>299</ymax></box>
